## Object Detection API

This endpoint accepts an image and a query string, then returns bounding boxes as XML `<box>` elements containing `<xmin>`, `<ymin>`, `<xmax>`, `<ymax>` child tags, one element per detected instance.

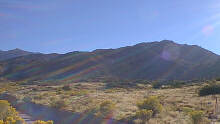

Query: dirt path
<box><xmin>19</xmin><ymin>113</ymin><xmax>35</xmax><ymax>124</ymax></box>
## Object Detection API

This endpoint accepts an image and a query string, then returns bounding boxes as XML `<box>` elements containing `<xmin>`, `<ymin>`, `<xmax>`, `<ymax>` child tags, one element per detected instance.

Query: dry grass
<box><xmin>1</xmin><ymin>81</ymin><xmax>219</xmax><ymax>123</ymax></box>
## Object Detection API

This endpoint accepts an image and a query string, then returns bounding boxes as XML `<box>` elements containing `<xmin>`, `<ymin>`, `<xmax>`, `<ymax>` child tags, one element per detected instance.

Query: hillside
<box><xmin>0</xmin><ymin>48</ymin><xmax>33</xmax><ymax>61</ymax></box>
<box><xmin>1</xmin><ymin>40</ymin><xmax>220</xmax><ymax>82</ymax></box>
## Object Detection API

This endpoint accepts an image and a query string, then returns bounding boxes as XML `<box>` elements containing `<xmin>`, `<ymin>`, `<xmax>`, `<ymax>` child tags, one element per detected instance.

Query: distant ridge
<box><xmin>1</xmin><ymin>40</ymin><xmax>220</xmax><ymax>82</ymax></box>
<box><xmin>0</xmin><ymin>48</ymin><xmax>33</xmax><ymax>61</ymax></box>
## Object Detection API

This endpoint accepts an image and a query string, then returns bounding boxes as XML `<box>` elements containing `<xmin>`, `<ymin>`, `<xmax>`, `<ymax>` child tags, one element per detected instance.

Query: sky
<box><xmin>1</xmin><ymin>0</ymin><xmax>220</xmax><ymax>54</ymax></box>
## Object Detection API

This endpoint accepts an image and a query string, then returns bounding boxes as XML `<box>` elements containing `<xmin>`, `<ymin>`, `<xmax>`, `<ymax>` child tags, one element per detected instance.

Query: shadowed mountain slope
<box><xmin>0</xmin><ymin>48</ymin><xmax>33</xmax><ymax>61</ymax></box>
<box><xmin>1</xmin><ymin>40</ymin><xmax>220</xmax><ymax>82</ymax></box>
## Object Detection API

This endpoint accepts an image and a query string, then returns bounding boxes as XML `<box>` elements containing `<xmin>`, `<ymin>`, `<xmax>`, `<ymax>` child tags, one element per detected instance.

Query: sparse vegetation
<box><xmin>0</xmin><ymin>100</ymin><xmax>25</xmax><ymax>124</ymax></box>
<box><xmin>33</xmin><ymin>120</ymin><xmax>53</xmax><ymax>124</ymax></box>
<box><xmin>50</xmin><ymin>99</ymin><xmax>68</xmax><ymax>110</ymax></box>
<box><xmin>199</xmin><ymin>84</ymin><xmax>220</xmax><ymax>96</ymax></box>
<box><xmin>137</xmin><ymin>96</ymin><xmax>162</xmax><ymax>116</ymax></box>
<box><xmin>152</xmin><ymin>81</ymin><xmax>162</xmax><ymax>89</ymax></box>
<box><xmin>216</xmin><ymin>77</ymin><xmax>220</xmax><ymax>81</ymax></box>
<box><xmin>97</xmin><ymin>100</ymin><xmax>115</xmax><ymax>118</ymax></box>
<box><xmin>62</xmin><ymin>85</ymin><xmax>71</xmax><ymax>91</ymax></box>
<box><xmin>190</xmin><ymin>110</ymin><xmax>205</xmax><ymax>124</ymax></box>
<box><xmin>135</xmin><ymin>109</ymin><xmax>153</xmax><ymax>124</ymax></box>
<box><xmin>1</xmin><ymin>81</ymin><xmax>220</xmax><ymax>123</ymax></box>
<box><xmin>105</xmin><ymin>82</ymin><xmax>138</xmax><ymax>89</ymax></box>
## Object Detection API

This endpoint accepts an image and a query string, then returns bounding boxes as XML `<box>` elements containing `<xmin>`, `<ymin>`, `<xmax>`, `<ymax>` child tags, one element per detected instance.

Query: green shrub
<box><xmin>50</xmin><ymin>99</ymin><xmax>68</xmax><ymax>110</ymax></box>
<box><xmin>0</xmin><ymin>88</ymin><xmax>5</xmax><ymax>94</ymax></box>
<box><xmin>152</xmin><ymin>82</ymin><xmax>162</xmax><ymax>89</ymax></box>
<box><xmin>135</xmin><ymin>109</ymin><xmax>153</xmax><ymax>124</ymax></box>
<box><xmin>168</xmin><ymin>80</ymin><xmax>185</xmax><ymax>88</ymax></box>
<box><xmin>190</xmin><ymin>110</ymin><xmax>204</xmax><ymax>124</ymax></box>
<box><xmin>0</xmin><ymin>100</ymin><xmax>11</xmax><ymax>120</ymax></box>
<box><xmin>0</xmin><ymin>100</ymin><xmax>51</xmax><ymax>124</ymax></box>
<box><xmin>33</xmin><ymin>94</ymin><xmax>44</xmax><ymax>100</ymax></box>
<box><xmin>70</xmin><ymin>90</ymin><xmax>88</xmax><ymax>96</ymax></box>
<box><xmin>216</xmin><ymin>78</ymin><xmax>220</xmax><ymax>81</ymax></box>
<box><xmin>33</xmin><ymin>120</ymin><xmax>53</xmax><ymax>124</ymax></box>
<box><xmin>181</xmin><ymin>107</ymin><xmax>193</xmax><ymax>114</ymax></box>
<box><xmin>0</xmin><ymin>100</ymin><xmax>25</xmax><ymax>124</ymax></box>
<box><xmin>199</xmin><ymin>84</ymin><xmax>220</xmax><ymax>96</ymax></box>
<box><xmin>137</xmin><ymin>96</ymin><xmax>162</xmax><ymax>116</ymax></box>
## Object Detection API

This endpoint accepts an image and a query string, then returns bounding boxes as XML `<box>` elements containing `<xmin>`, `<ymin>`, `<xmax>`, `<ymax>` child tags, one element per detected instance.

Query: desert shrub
<box><xmin>168</xmin><ymin>80</ymin><xmax>186</xmax><ymax>88</ymax></box>
<box><xmin>137</xmin><ymin>96</ymin><xmax>162</xmax><ymax>116</ymax></box>
<box><xmin>4</xmin><ymin>116</ymin><xmax>25</xmax><ymax>124</ymax></box>
<box><xmin>0</xmin><ymin>100</ymin><xmax>18</xmax><ymax>120</ymax></box>
<box><xmin>0</xmin><ymin>100</ymin><xmax>25</xmax><ymax>124</ymax></box>
<box><xmin>33</xmin><ymin>94</ymin><xmax>44</xmax><ymax>100</ymax></box>
<box><xmin>0</xmin><ymin>100</ymin><xmax>11</xmax><ymax>120</ymax></box>
<box><xmin>199</xmin><ymin>84</ymin><xmax>220</xmax><ymax>96</ymax></box>
<box><xmin>50</xmin><ymin>99</ymin><xmax>68</xmax><ymax>110</ymax></box>
<box><xmin>152</xmin><ymin>81</ymin><xmax>162</xmax><ymax>89</ymax></box>
<box><xmin>181</xmin><ymin>107</ymin><xmax>193</xmax><ymax>114</ymax></box>
<box><xmin>62</xmin><ymin>85</ymin><xmax>71</xmax><ymax>91</ymax></box>
<box><xmin>190</xmin><ymin>110</ymin><xmax>204</xmax><ymax>124</ymax></box>
<box><xmin>135</xmin><ymin>109</ymin><xmax>153</xmax><ymax>124</ymax></box>
<box><xmin>70</xmin><ymin>90</ymin><xmax>88</xmax><ymax>96</ymax></box>
<box><xmin>0</xmin><ymin>88</ymin><xmax>5</xmax><ymax>94</ymax></box>
<box><xmin>33</xmin><ymin>120</ymin><xmax>53</xmax><ymax>124</ymax></box>
<box><xmin>153</xmin><ymin>80</ymin><xmax>187</xmax><ymax>89</ymax></box>
<box><xmin>216</xmin><ymin>77</ymin><xmax>220</xmax><ymax>81</ymax></box>
<box><xmin>97</xmin><ymin>100</ymin><xmax>115</xmax><ymax>118</ymax></box>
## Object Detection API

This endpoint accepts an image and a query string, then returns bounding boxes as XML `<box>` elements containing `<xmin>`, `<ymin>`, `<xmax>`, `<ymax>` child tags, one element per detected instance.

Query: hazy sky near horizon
<box><xmin>1</xmin><ymin>0</ymin><xmax>220</xmax><ymax>54</ymax></box>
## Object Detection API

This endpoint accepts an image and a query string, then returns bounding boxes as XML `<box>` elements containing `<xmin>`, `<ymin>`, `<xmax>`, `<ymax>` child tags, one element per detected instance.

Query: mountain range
<box><xmin>0</xmin><ymin>48</ymin><xmax>33</xmax><ymax>61</ymax></box>
<box><xmin>1</xmin><ymin>40</ymin><xmax>220</xmax><ymax>82</ymax></box>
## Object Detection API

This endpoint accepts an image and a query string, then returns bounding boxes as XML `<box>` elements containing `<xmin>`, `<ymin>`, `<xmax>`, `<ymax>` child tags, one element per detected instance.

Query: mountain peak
<box><xmin>160</xmin><ymin>40</ymin><xmax>175</xmax><ymax>44</ymax></box>
<box><xmin>10</xmin><ymin>48</ymin><xmax>25</xmax><ymax>52</ymax></box>
<box><xmin>1</xmin><ymin>40</ymin><xmax>220</xmax><ymax>81</ymax></box>
<box><xmin>0</xmin><ymin>48</ymin><xmax>33</xmax><ymax>61</ymax></box>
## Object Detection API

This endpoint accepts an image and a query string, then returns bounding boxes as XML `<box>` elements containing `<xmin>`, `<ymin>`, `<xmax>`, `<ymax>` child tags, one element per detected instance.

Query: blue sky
<box><xmin>1</xmin><ymin>0</ymin><xmax>220</xmax><ymax>54</ymax></box>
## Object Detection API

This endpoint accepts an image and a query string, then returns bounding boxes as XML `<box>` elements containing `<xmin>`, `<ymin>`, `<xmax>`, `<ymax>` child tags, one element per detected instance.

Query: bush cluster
<box><xmin>216</xmin><ymin>77</ymin><xmax>220</xmax><ymax>81</ymax></box>
<box><xmin>33</xmin><ymin>120</ymin><xmax>53</xmax><ymax>124</ymax></box>
<box><xmin>135</xmin><ymin>109</ymin><xmax>153</xmax><ymax>123</ymax></box>
<box><xmin>0</xmin><ymin>100</ymin><xmax>54</xmax><ymax>124</ymax></box>
<box><xmin>50</xmin><ymin>99</ymin><xmax>68</xmax><ymax>110</ymax></box>
<box><xmin>190</xmin><ymin>110</ymin><xmax>204</xmax><ymax>124</ymax></box>
<box><xmin>0</xmin><ymin>100</ymin><xmax>25</xmax><ymax>124</ymax></box>
<box><xmin>199</xmin><ymin>84</ymin><xmax>220</xmax><ymax>96</ymax></box>
<box><xmin>97</xmin><ymin>100</ymin><xmax>115</xmax><ymax>118</ymax></box>
<box><xmin>135</xmin><ymin>96</ymin><xmax>162</xmax><ymax>123</ymax></box>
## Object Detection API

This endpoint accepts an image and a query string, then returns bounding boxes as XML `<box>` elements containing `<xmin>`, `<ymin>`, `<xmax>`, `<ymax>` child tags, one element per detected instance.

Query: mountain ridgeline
<box><xmin>0</xmin><ymin>48</ymin><xmax>33</xmax><ymax>61</ymax></box>
<box><xmin>1</xmin><ymin>40</ymin><xmax>220</xmax><ymax>82</ymax></box>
